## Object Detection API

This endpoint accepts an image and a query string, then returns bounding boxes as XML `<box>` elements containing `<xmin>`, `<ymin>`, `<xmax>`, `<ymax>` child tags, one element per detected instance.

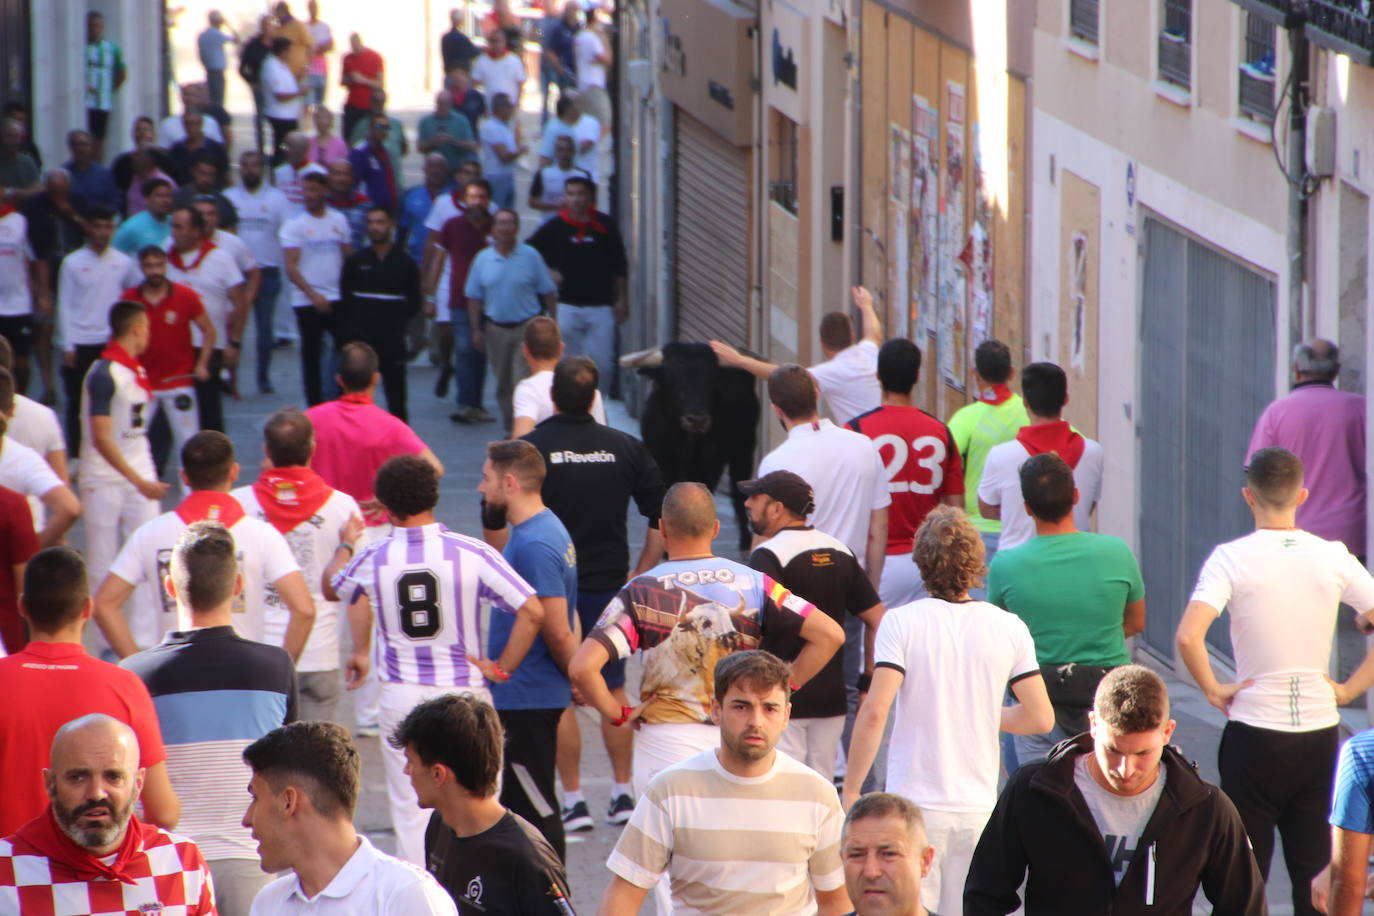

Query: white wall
<box><xmin>1030</xmin><ymin>109</ymin><xmax>1287</xmax><ymax>551</ymax></box>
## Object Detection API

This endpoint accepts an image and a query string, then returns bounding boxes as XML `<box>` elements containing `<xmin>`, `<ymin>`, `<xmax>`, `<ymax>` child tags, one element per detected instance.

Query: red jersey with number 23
<box><xmin>848</xmin><ymin>405</ymin><xmax>965</xmax><ymax>554</ymax></box>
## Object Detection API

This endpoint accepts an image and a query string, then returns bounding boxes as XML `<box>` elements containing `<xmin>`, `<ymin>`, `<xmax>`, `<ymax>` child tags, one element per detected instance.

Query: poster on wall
<box><xmin>1070</xmin><ymin>233</ymin><xmax>1088</xmax><ymax>371</ymax></box>
<box><xmin>889</xmin><ymin>124</ymin><xmax>911</xmax><ymax>337</ymax></box>
<box><xmin>938</xmin><ymin>80</ymin><xmax>967</xmax><ymax>392</ymax></box>
<box><xmin>966</xmin><ymin>122</ymin><xmax>995</xmax><ymax>366</ymax></box>
<box><xmin>911</xmin><ymin>95</ymin><xmax>938</xmax><ymax>339</ymax></box>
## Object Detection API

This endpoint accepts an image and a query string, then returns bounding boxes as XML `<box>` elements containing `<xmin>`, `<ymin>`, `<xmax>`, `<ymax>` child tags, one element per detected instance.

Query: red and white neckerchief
<box><xmin>167</xmin><ymin>238</ymin><xmax>216</xmax><ymax>271</ymax></box>
<box><xmin>174</xmin><ymin>489</ymin><xmax>246</xmax><ymax>527</ymax></box>
<box><xmin>99</xmin><ymin>340</ymin><xmax>153</xmax><ymax>396</ymax></box>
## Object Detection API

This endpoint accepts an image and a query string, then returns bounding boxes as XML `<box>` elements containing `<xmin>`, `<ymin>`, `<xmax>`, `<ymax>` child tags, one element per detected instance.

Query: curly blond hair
<box><xmin>912</xmin><ymin>505</ymin><xmax>985</xmax><ymax>600</ymax></box>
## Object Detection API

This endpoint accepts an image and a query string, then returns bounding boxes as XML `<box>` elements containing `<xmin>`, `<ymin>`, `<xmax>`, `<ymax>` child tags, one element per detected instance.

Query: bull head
<box><xmin>619</xmin><ymin>347</ymin><xmax>664</xmax><ymax>369</ymax></box>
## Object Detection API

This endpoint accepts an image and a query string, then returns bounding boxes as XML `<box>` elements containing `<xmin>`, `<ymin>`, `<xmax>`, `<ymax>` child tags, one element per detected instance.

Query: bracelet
<box><xmin>338</xmin><ymin>541</ymin><xmax>355</xmax><ymax>555</ymax></box>
<box><xmin>491</xmin><ymin>661</ymin><xmax>512</xmax><ymax>682</ymax></box>
<box><xmin>788</xmin><ymin>679</ymin><xmax>801</xmax><ymax>693</ymax></box>
<box><xmin>610</xmin><ymin>705</ymin><xmax>635</xmax><ymax>727</ymax></box>
<box><xmin>856</xmin><ymin>673</ymin><xmax>872</xmax><ymax>693</ymax></box>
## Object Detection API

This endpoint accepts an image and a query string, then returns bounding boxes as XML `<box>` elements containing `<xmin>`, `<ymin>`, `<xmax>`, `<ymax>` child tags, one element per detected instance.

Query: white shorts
<box><xmin>879</xmin><ymin>553</ymin><xmax>926</xmax><ymax>608</ymax></box>
<box><xmin>777</xmin><ymin>715</ymin><xmax>846</xmax><ymax>781</ymax></box>
<box><xmin>921</xmin><ymin>808</ymin><xmax>992</xmax><ymax>916</ymax></box>
<box><xmin>632</xmin><ymin>722</ymin><xmax>718</xmax><ymax>797</ymax></box>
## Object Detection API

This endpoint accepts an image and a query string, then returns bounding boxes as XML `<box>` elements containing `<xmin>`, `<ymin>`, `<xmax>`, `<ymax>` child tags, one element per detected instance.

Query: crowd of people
<box><xmin>3</xmin><ymin>3</ymin><xmax>1374</xmax><ymax>916</ymax></box>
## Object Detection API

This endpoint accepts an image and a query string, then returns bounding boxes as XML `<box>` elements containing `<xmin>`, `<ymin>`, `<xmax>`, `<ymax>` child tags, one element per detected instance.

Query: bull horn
<box><xmin>619</xmin><ymin>347</ymin><xmax>664</xmax><ymax>368</ymax></box>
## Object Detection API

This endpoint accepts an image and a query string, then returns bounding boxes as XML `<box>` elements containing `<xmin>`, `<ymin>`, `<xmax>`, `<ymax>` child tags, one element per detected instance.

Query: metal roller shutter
<box><xmin>673</xmin><ymin>107</ymin><xmax>751</xmax><ymax>345</ymax></box>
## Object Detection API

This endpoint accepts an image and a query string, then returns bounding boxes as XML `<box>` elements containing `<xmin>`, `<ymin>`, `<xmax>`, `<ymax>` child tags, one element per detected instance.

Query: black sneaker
<box><xmin>606</xmin><ymin>793</ymin><xmax>634</xmax><ymax>825</ymax></box>
<box><xmin>562</xmin><ymin>801</ymin><xmax>594</xmax><ymax>832</ymax></box>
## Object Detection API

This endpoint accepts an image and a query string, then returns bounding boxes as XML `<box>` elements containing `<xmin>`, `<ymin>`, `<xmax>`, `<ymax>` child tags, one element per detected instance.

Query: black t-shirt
<box><xmin>525</xmin><ymin>211</ymin><xmax>628</xmax><ymax>306</ymax></box>
<box><xmin>522</xmin><ymin>413</ymin><xmax>665</xmax><ymax>592</ymax></box>
<box><xmin>425</xmin><ymin>810</ymin><xmax>575</xmax><ymax>915</ymax></box>
<box><xmin>340</xmin><ymin>244</ymin><xmax>422</xmax><ymax>358</ymax></box>
<box><xmin>750</xmin><ymin>526</ymin><xmax>880</xmax><ymax>718</ymax></box>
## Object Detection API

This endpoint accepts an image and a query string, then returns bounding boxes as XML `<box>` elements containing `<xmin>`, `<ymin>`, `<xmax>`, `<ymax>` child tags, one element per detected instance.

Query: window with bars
<box><xmin>1070</xmin><ymin>0</ymin><xmax>1099</xmax><ymax>44</ymax></box>
<box><xmin>1238</xmin><ymin>13</ymin><xmax>1277</xmax><ymax>122</ymax></box>
<box><xmin>1159</xmin><ymin>0</ymin><xmax>1192</xmax><ymax>89</ymax></box>
<box><xmin>768</xmin><ymin>109</ymin><xmax>799</xmax><ymax>215</ymax></box>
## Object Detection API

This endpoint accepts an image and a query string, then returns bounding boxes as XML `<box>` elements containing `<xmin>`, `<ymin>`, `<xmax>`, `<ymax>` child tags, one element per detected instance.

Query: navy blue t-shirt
<box><xmin>490</xmin><ymin>509</ymin><xmax>577</xmax><ymax>710</ymax></box>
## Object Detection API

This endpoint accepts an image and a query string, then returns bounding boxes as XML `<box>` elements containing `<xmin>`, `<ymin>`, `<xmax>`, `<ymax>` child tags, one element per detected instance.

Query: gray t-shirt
<box><xmin>1073</xmin><ymin>754</ymin><xmax>1167</xmax><ymax>885</ymax></box>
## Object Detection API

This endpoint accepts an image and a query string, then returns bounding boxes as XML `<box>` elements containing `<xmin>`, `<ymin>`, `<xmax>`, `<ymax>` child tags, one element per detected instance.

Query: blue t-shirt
<box><xmin>1331</xmin><ymin>728</ymin><xmax>1374</xmax><ymax>833</ymax></box>
<box><xmin>490</xmin><ymin>509</ymin><xmax>577</xmax><ymax>710</ymax></box>
<box><xmin>464</xmin><ymin>243</ymin><xmax>556</xmax><ymax>323</ymax></box>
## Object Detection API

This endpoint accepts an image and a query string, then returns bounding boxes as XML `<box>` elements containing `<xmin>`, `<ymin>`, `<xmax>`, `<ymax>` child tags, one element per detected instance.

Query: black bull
<box><xmin>621</xmin><ymin>342</ymin><xmax>760</xmax><ymax>551</ymax></box>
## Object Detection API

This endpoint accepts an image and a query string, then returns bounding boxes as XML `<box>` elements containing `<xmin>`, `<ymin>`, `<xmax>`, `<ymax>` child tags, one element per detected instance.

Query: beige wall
<box><xmin>1033</xmin><ymin>0</ymin><xmax>1284</xmax><ymax>229</ymax></box>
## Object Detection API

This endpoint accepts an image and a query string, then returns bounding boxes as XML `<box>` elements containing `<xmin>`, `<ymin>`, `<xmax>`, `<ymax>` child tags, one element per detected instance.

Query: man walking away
<box><xmin>122</xmin><ymin>521</ymin><xmax>298</xmax><ymax>915</ymax></box>
<box><xmin>1176</xmin><ymin>446</ymin><xmax>1374</xmax><ymax>916</ymax></box>
<box><xmin>510</xmin><ymin>316</ymin><xmax>605</xmax><ymax>436</ymax></box>
<box><xmin>964</xmin><ymin>666</ymin><xmax>1265</xmax><ymax>915</ymax></box>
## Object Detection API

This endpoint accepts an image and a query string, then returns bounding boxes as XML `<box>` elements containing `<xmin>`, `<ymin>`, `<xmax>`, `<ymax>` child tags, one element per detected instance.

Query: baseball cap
<box><xmin>738</xmin><ymin>470</ymin><xmax>815</xmax><ymax>518</ymax></box>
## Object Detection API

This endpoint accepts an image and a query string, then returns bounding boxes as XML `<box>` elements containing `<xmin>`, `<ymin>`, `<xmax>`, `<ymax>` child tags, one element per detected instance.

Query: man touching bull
<box><xmin>518</xmin><ymin>356</ymin><xmax>667</xmax><ymax>833</ymax></box>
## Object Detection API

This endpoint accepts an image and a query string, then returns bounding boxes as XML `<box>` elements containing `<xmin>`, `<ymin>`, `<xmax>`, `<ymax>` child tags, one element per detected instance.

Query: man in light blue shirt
<box><xmin>465</xmin><ymin>209</ymin><xmax>556</xmax><ymax>431</ymax></box>
<box><xmin>112</xmin><ymin>178</ymin><xmax>173</xmax><ymax>254</ymax></box>
<box><xmin>197</xmin><ymin>11</ymin><xmax>237</xmax><ymax>109</ymax></box>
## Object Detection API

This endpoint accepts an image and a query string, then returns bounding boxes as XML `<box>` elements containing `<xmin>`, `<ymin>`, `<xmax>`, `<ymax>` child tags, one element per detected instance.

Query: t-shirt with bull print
<box><xmin>590</xmin><ymin>557</ymin><xmax>816</xmax><ymax>725</ymax></box>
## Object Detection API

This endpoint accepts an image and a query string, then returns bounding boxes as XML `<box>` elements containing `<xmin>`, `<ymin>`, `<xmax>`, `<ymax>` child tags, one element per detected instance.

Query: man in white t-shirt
<box><xmin>964</xmin><ymin>666</ymin><xmax>1266</xmax><ymax>915</ymax></box>
<box><xmin>711</xmin><ymin>285</ymin><xmax>883</xmax><ymax>425</ymax></box>
<box><xmin>573</xmin><ymin>16</ymin><xmax>611</xmax><ymax>136</ymax></box>
<box><xmin>78</xmin><ymin>301</ymin><xmax>168</xmax><ymax>606</ymax></box>
<box><xmin>0</xmin><ymin>328</ymin><xmax>68</xmax><ymax>493</ymax></box>
<box><xmin>528</xmin><ymin>136</ymin><xmax>591</xmax><ymax>211</ymax></box>
<box><xmin>280</xmin><ymin>170</ymin><xmax>352</xmax><ymax>406</ymax></box>
<box><xmin>92</xmin><ymin>430</ymin><xmax>316</xmax><ymax>661</ymax></box>
<box><xmin>471</xmin><ymin>29</ymin><xmax>526</xmax><ymax>109</ymax></box>
<box><xmin>0</xmin><ymin>204</ymin><xmax>49</xmax><ymax>399</ymax></box>
<box><xmin>225</xmin><ymin>150</ymin><xmax>292</xmax><ymax>393</ymax></box>
<box><xmin>1175</xmin><ymin>445</ymin><xmax>1374</xmax><ymax>916</ymax></box>
<box><xmin>165</xmin><ymin>205</ymin><xmax>245</xmax><ymax>433</ymax></box>
<box><xmin>262</xmin><ymin>37</ymin><xmax>307</xmax><ymax>164</ymax></box>
<box><xmin>479</xmin><ymin>94</ymin><xmax>526</xmax><ymax>210</ymax></box>
<box><xmin>234</xmin><ymin>408</ymin><xmax>361</xmax><ymax>723</ymax></box>
<box><xmin>55</xmin><ymin>208</ymin><xmax>138</xmax><ymax>453</ymax></box>
<box><xmin>844</xmin><ymin>505</ymin><xmax>1053</xmax><ymax>916</ymax></box>
<box><xmin>0</xmin><ymin>369</ymin><xmax>80</xmax><ymax>547</ymax></box>
<box><xmin>977</xmin><ymin>361</ymin><xmax>1102</xmax><ymax>552</ymax></box>
<box><xmin>536</xmin><ymin>94</ymin><xmax>600</xmax><ymax>179</ymax></box>
<box><xmin>271</xmin><ymin>133</ymin><xmax>327</xmax><ymax>213</ymax></box>
<box><xmin>511</xmin><ymin>317</ymin><xmax>605</xmax><ymax>437</ymax></box>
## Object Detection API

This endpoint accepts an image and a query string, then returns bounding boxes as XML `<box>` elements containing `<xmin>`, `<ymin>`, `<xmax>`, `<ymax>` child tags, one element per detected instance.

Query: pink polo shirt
<box><xmin>307</xmin><ymin>393</ymin><xmax>427</xmax><ymax>525</ymax></box>
<box><xmin>1248</xmin><ymin>381</ymin><xmax>1367</xmax><ymax>556</ymax></box>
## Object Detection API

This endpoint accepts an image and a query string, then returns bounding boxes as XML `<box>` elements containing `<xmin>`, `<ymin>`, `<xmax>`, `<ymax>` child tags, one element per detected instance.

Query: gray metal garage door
<box><xmin>1138</xmin><ymin>215</ymin><xmax>1277</xmax><ymax>661</ymax></box>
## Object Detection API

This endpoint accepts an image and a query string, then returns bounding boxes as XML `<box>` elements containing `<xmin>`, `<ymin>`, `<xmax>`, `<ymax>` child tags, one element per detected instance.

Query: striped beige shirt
<box><xmin>607</xmin><ymin>748</ymin><xmax>845</xmax><ymax>915</ymax></box>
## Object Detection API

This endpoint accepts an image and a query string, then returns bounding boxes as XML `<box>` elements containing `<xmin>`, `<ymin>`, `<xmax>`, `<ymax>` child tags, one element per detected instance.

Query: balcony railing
<box><xmin>1159</xmin><ymin>30</ymin><xmax>1192</xmax><ymax>88</ymax></box>
<box><xmin>1306</xmin><ymin>0</ymin><xmax>1374</xmax><ymax>66</ymax></box>
<box><xmin>1238</xmin><ymin>63</ymin><xmax>1277</xmax><ymax>121</ymax></box>
<box><xmin>1070</xmin><ymin>0</ymin><xmax>1100</xmax><ymax>44</ymax></box>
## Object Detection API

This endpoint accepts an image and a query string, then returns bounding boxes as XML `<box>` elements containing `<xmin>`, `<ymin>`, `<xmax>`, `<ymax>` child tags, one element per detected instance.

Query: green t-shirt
<box><xmin>947</xmin><ymin>393</ymin><xmax>1029</xmax><ymax>533</ymax></box>
<box><xmin>987</xmin><ymin>531</ymin><xmax>1144</xmax><ymax>667</ymax></box>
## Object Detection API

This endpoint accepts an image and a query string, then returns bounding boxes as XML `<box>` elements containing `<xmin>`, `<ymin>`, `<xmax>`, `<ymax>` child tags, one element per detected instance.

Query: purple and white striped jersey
<box><xmin>332</xmin><ymin>522</ymin><xmax>535</xmax><ymax>688</ymax></box>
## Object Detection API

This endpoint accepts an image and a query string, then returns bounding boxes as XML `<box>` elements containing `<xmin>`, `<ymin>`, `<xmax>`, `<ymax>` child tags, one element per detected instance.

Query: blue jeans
<box><xmin>253</xmin><ymin>268</ymin><xmax>283</xmax><ymax>388</ymax></box>
<box><xmin>489</xmin><ymin>173</ymin><xmax>516</xmax><ymax>210</ymax></box>
<box><xmin>575</xmin><ymin>587</ymin><xmax>626</xmax><ymax>689</ymax></box>
<box><xmin>557</xmin><ymin>303</ymin><xmax>616</xmax><ymax>394</ymax></box>
<box><xmin>969</xmin><ymin>529</ymin><xmax>1000</xmax><ymax>602</ymax></box>
<box><xmin>1013</xmin><ymin>723</ymin><xmax>1073</xmax><ymax>767</ymax></box>
<box><xmin>450</xmin><ymin>307</ymin><xmax>487</xmax><ymax>410</ymax></box>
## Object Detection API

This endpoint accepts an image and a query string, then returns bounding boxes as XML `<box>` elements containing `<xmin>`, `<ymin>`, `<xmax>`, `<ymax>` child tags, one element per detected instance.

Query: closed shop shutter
<box><xmin>673</xmin><ymin>106</ymin><xmax>750</xmax><ymax>345</ymax></box>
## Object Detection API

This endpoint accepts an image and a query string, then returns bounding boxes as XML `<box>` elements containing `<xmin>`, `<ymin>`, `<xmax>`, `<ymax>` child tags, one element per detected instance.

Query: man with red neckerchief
<box><xmin>234</xmin><ymin>407</ymin><xmax>363</xmax><ymax>722</ymax></box>
<box><xmin>121</xmin><ymin>245</ymin><xmax>217</xmax><ymax>489</ymax></box>
<box><xmin>91</xmin><ymin>430</ymin><xmax>316</xmax><ymax>662</ymax></box>
<box><xmin>0</xmin><ymin>713</ymin><xmax>215</xmax><ymax>916</ymax></box>
<box><xmin>78</xmin><ymin>300</ymin><xmax>168</xmax><ymax>608</ymax></box>
<box><xmin>526</xmin><ymin>174</ymin><xmax>626</xmax><ymax>396</ymax></box>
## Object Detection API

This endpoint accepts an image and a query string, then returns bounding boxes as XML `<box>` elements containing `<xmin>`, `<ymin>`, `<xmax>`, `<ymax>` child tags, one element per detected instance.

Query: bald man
<box><xmin>0</xmin><ymin>714</ymin><xmax>216</xmax><ymax>914</ymax></box>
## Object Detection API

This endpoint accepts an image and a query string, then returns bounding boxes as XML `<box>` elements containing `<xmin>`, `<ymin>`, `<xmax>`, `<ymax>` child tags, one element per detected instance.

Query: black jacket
<box><xmin>964</xmin><ymin>736</ymin><xmax>1266</xmax><ymax>916</ymax></box>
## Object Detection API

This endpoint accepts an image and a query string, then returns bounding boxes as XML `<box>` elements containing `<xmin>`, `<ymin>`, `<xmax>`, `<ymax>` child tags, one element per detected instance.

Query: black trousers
<box><xmin>194</xmin><ymin>349</ymin><xmax>225</xmax><ymax>432</ymax></box>
<box><xmin>342</xmin><ymin>106</ymin><xmax>370</xmax><ymax>145</ymax></box>
<box><xmin>294</xmin><ymin>305</ymin><xmax>338</xmax><ymax>407</ymax></box>
<box><xmin>496</xmin><ymin>707</ymin><xmax>565</xmax><ymax>862</ymax></box>
<box><xmin>1218</xmin><ymin>720</ymin><xmax>1338</xmax><ymax>916</ymax></box>
<box><xmin>61</xmin><ymin>343</ymin><xmax>105</xmax><ymax>453</ymax></box>
<box><xmin>267</xmin><ymin>116</ymin><xmax>298</xmax><ymax>167</ymax></box>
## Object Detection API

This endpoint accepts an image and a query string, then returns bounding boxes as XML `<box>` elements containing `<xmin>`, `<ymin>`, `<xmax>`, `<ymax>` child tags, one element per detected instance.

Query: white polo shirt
<box><xmin>977</xmin><ymin>436</ymin><xmax>1104</xmax><ymax>552</ymax></box>
<box><xmin>108</xmin><ymin>505</ymin><xmax>302</xmax><ymax>651</ymax></box>
<box><xmin>280</xmin><ymin>209</ymin><xmax>351</xmax><ymax>306</ymax></box>
<box><xmin>808</xmin><ymin>340</ymin><xmax>880</xmax><ymax>426</ymax></box>
<box><xmin>248</xmin><ymin>835</ymin><xmax>457</xmax><ymax>916</ymax></box>
<box><xmin>756</xmin><ymin>418</ymin><xmax>890</xmax><ymax>562</ymax></box>
<box><xmin>224</xmin><ymin>184</ymin><xmax>291</xmax><ymax>268</ymax></box>
<box><xmin>164</xmin><ymin>244</ymin><xmax>244</xmax><ymax>347</ymax></box>
<box><xmin>233</xmin><ymin>484</ymin><xmax>361</xmax><ymax>674</ymax></box>
<box><xmin>1191</xmin><ymin>528</ymin><xmax>1374</xmax><ymax>732</ymax></box>
<box><xmin>57</xmin><ymin>245</ymin><xmax>139</xmax><ymax>349</ymax></box>
<box><xmin>0</xmin><ymin>210</ymin><xmax>34</xmax><ymax>317</ymax></box>
<box><xmin>471</xmin><ymin>53</ymin><xmax>526</xmax><ymax>106</ymax></box>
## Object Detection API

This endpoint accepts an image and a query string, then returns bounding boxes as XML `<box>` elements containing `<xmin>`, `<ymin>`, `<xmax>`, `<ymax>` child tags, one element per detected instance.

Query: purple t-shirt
<box><xmin>1248</xmin><ymin>381</ymin><xmax>1367</xmax><ymax>555</ymax></box>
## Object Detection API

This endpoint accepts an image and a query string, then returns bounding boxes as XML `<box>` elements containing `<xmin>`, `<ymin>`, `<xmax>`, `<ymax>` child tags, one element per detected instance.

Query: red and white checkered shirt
<box><xmin>0</xmin><ymin>818</ymin><xmax>216</xmax><ymax>916</ymax></box>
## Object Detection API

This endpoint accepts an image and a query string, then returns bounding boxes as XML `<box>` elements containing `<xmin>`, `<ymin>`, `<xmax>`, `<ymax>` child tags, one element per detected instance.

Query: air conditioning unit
<box><xmin>1306</xmin><ymin>106</ymin><xmax>1336</xmax><ymax>179</ymax></box>
<box><xmin>626</xmin><ymin>59</ymin><xmax>653</xmax><ymax>99</ymax></box>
